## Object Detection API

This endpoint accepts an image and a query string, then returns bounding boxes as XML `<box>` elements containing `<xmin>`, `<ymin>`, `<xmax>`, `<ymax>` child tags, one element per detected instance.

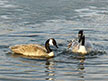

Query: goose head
<box><xmin>45</xmin><ymin>38</ymin><xmax>58</xmax><ymax>53</ymax></box>
<box><xmin>78</xmin><ymin>30</ymin><xmax>84</xmax><ymax>43</ymax></box>
<box><xmin>78</xmin><ymin>30</ymin><xmax>83</xmax><ymax>38</ymax></box>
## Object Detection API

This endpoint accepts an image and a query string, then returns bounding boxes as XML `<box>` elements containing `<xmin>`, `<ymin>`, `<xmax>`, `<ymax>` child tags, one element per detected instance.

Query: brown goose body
<box><xmin>10</xmin><ymin>44</ymin><xmax>51</xmax><ymax>57</ymax></box>
<box><xmin>9</xmin><ymin>38</ymin><xmax>58</xmax><ymax>58</ymax></box>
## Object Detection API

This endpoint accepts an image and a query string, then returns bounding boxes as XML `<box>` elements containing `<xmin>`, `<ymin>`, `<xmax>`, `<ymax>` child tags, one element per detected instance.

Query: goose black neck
<box><xmin>45</xmin><ymin>39</ymin><xmax>52</xmax><ymax>53</ymax></box>
<box><xmin>81</xmin><ymin>36</ymin><xmax>85</xmax><ymax>46</ymax></box>
<box><xmin>78</xmin><ymin>35</ymin><xmax>85</xmax><ymax>46</ymax></box>
<box><xmin>78</xmin><ymin>36</ymin><xmax>82</xmax><ymax>43</ymax></box>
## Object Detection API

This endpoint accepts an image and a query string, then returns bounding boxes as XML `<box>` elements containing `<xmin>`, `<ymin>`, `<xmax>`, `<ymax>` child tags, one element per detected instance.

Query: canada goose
<box><xmin>68</xmin><ymin>30</ymin><xmax>92</xmax><ymax>54</ymax></box>
<box><xmin>9</xmin><ymin>38</ymin><xmax>58</xmax><ymax>58</ymax></box>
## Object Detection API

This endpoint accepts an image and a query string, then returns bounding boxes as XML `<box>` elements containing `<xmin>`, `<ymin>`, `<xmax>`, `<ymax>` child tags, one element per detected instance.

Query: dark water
<box><xmin>0</xmin><ymin>0</ymin><xmax>108</xmax><ymax>81</ymax></box>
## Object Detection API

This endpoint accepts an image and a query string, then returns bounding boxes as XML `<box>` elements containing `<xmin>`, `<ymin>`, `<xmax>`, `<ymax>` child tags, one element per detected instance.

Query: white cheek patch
<box><xmin>49</xmin><ymin>39</ymin><xmax>54</xmax><ymax>46</ymax></box>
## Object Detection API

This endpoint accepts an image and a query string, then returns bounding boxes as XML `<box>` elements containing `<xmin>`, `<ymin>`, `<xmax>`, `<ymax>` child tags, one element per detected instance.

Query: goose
<box><xmin>68</xmin><ymin>30</ymin><xmax>92</xmax><ymax>54</ymax></box>
<box><xmin>9</xmin><ymin>38</ymin><xmax>58</xmax><ymax>58</ymax></box>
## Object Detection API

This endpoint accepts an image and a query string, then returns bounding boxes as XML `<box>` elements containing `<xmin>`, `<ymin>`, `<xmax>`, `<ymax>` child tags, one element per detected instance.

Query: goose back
<box><xmin>10</xmin><ymin>44</ymin><xmax>49</xmax><ymax>57</ymax></box>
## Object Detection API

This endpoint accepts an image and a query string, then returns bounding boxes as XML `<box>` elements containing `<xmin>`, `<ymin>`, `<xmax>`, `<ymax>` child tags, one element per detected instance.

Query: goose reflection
<box><xmin>77</xmin><ymin>55</ymin><xmax>86</xmax><ymax>81</ymax></box>
<box><xmin>8</xmin><ymin>53</ymin><xmax>56</xmax><ymax>81</ymax></box>
<box><xmin>45</xmin><ymin>60</ymin><xmax>56</xmax><ymax>81</ymax></box>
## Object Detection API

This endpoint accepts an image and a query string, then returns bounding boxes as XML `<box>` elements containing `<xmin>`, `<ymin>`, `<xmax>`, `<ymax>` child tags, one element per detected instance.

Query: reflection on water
<box><xmin>7</xmin><ymin>53</ymin><xmax>88</xmax><ymax>81</ymax></box>
<box><xmin>45</xmin><ymin>61</ymin><xmax>55</xmax><ymax>81</ymax></box>
<box><xmin>8</xmin><ymin>53</ymin><xmax>56</xmax><ymax>81</ymax></box>
<box><xmin>77</xmin><ymin>55</ymin><xmax>85</xmax><ymax>81</ymax></box>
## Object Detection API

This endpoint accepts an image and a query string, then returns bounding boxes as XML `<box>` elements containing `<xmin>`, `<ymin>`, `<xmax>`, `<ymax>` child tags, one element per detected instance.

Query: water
<box><xmin>0</xmin><ymin>0</ymin><xmax>108</xmax><ymax>81</ymax></box>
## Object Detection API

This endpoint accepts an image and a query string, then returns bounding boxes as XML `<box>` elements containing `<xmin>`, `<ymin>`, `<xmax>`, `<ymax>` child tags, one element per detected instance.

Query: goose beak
<box><xmin>55</xmin><ymin>44</ymin><xmax>58</xmax><ymax>48</ymax></box>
